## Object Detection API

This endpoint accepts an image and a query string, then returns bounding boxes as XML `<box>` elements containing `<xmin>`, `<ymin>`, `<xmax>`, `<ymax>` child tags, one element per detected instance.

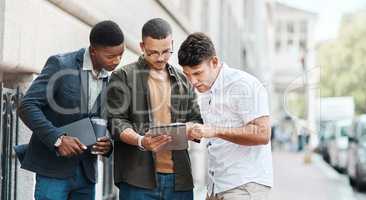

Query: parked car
<box><xmin>347</xmin><ymin>115</ymin><xmax>366</xmax><ymax>190</ymax></box>
<box><xmin>317</xmin><ymin>121</ymin><xmax>335</xmax><ymax>163</ymax></box>
<box><xmin>328</xmin><ymin>119</ymin><xmax>352</xmax><ymax>172</ymax></box>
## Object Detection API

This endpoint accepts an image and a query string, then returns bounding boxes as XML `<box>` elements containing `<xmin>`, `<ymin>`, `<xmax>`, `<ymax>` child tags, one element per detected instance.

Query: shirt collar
<box><xmin>82</xmin><ymin>48</ymin><xmax>109</xmax><ymax>79</ymax></box>
<box><xmin>209</xmin><ymin>62</ymin><xmax>227</xmax><ymax>93</ymax></box>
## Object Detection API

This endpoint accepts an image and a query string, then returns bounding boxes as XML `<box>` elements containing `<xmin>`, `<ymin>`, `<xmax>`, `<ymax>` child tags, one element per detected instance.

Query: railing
<box><xmin>0</xmin><ymin>83</ymin><xmax>21</xmax><ymax>200</ymax></box>
<box><xmin>0</xmin><ymin>82</ymin><xmax>117</xmax><ymax>200</ymax></box>
<box><xmin>102</xmin><ymin>156</ymin><xmax>117</xmax><ymax>200</ymax></box>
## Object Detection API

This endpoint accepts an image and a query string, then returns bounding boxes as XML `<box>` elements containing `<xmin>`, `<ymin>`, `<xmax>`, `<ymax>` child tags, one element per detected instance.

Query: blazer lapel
<box><xmin>79</xmin><ymin>61</ymin><xmax>89</xmax><ymax>114</ymax></box>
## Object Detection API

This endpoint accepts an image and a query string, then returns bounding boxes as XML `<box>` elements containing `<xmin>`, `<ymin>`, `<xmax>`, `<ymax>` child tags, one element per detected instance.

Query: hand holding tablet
<box><xmin>145</xmin><ymin>123</ymin><xmax>188</xmax><ymax>151</ymax></box>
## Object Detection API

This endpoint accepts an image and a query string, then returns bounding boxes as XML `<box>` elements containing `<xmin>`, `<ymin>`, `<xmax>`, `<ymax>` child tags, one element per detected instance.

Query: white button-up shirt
<box><xmin>82</xmin><ymin>48</ymin><xmax>109</xmax><ymax>111</ymax></box>
<box><xmin>197</xmin><ymin>63</ymin><xmax>273</xmax><ymax>194</ymax></box>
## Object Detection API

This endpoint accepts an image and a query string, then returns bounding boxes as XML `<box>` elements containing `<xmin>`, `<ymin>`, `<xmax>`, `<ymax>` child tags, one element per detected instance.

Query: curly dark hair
<box><xmin>178</xmin><ymin>32</ymin><xmax>216</xmax><ymax>66</ymax></box>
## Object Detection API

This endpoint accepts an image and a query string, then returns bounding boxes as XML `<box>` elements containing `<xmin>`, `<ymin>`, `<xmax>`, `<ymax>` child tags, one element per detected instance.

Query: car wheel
<box><xmin>354</xmin><ymin>167</ymin><xmax>365</xmax><ymax>191</ymax></box>
<box><xmin>323</xmin><ymin>152</ymin><xmax>330</xmax><ymax>163</ymax></box>
<box><xmin>349</xmin><ymin>176</ymin><xmax>355</xmax><ymax>187</ymax></box>
<box><xmin>355</xmin><ymin>177</ymin><xmax>364</xmax><ymax>191</ymax></box>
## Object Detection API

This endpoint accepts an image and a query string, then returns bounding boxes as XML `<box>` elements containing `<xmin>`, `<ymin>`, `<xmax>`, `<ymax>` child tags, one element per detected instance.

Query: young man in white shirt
<box><xmin>179</xmin><ymin>32</ymin><xmax>273</xmax><ymax>200</ymax></box>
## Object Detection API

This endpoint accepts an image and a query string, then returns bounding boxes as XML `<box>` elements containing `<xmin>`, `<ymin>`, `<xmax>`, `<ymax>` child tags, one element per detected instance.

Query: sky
<box><xmin>278</xmin><ymin>0</ymin><xmax>366</xmax><ymax>42</ymax></box>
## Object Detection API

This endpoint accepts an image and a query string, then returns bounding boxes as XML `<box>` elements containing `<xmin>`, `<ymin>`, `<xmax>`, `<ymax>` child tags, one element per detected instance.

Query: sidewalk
<box><xmin>270</xmin><ymin>151</ymin><xmax>356</xmax><ymax>200</ymax></box>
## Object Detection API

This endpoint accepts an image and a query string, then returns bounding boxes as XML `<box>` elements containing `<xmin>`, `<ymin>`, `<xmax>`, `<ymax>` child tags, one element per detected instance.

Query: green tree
<box><xmin>318</xmin><ymin>11</ymin><xmax>366</xmax><ymax>114</ymax></box>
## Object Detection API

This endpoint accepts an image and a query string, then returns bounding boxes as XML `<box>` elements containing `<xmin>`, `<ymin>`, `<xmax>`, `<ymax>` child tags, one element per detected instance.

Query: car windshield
<box><xmin>320</xmin><ymin>122</ymin><xmax>334</xmax><ymax>139</ymax></box>
<box><xmin>340</xmin><ymin>126</ymin><xmax>350</xmax><ymax>137</ymax></box>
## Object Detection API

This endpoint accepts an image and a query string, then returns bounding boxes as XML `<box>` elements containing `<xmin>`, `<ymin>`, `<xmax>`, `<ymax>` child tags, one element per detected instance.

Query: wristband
<box><xmin>137</xmin><ymin>135</ymin><xmax>146</xmax><ymax>151</ymax></box>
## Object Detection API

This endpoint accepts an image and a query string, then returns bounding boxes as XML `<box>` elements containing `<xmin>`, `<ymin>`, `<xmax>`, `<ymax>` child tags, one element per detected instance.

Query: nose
<box><xmin>157</xmin><ymin>54</ymin><xmax>165</xmax><ymax>62</ymax></box>
<box><xmin>112</xmin><ymin>56</ymin><xmax>121</xmax><ymax>65</ymax></box>
<box><xmin>190</xmin><ymin>76</ymin><xmax>199</xmax><ymax>86</ymax></box>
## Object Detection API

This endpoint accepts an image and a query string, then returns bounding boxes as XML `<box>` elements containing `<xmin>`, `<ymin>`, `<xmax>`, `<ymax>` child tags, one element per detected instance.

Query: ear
<box><xmin>211</xmin><ymin>56</ymin><xmax>220</xmax><ymax>68</ymax></box>
<box><xmin>139</xmin><ymin>42</ymin><xmax>144</xmax><ymax>53</ymax></box>
<box><xmin>89</xmin><ymin>46</ymin><xmax>97</xmax><ymax>56</ymax></box>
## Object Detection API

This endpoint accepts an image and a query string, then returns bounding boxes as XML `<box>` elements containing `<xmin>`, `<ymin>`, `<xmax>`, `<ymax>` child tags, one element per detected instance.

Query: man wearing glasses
<box><xmin>107</xmin><ymin>18</ymin><xmax>202</xmax><ymax>200</ymax></box>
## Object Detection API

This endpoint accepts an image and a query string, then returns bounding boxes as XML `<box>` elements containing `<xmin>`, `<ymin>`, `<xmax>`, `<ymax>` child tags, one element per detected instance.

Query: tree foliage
<box><xmin>318</xmin><ymin>11</ymin><xmax>366</xmax><ymax>114</ymax></box>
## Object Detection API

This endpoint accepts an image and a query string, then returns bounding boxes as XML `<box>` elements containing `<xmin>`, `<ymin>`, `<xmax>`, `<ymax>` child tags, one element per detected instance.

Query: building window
<box><xmin>242</xmin><ymin>48</ymin><xmax>248</xmax><ymax>69</ymax></box>
<box><xmin>275</xmin><ymin>39</ymin><xmax>281</xmax><ymax>52</ymax></box>
<box><xmin>276</xmin><ymin>21</ymin><xmax>282</xmax><ymax>35</ymax></box>
<box><xmin>287</xmin><ymin>39</ymin><xmax>293</xmax><ymax>47</ymax></box>
<box><xmin>299</xmin><ymin>39</ymin><xmax>307</xmax><ymax>50</ymax></box>
<box><xmin>300</xmin><ymin>20</ymin><xmax>307</xmax><ymax>35</ymax></box>
<box><xmin>287</xmin><ymin>22</ymin><xmax>294</xmax><ymax>34</ymax></box>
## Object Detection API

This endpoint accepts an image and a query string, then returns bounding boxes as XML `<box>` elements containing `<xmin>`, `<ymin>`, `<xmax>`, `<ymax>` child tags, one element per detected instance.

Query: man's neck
<box><xmin>89</xmin><ymin>52</ymin><xmax>102</xmax><ymax>73</ymax></box>
<box><xmin>149</xmin><ymin>67</ymin><xmax>169</xmax><ymax>81</ymax></box>
<box><xmin>209</xmin><ymin>63</ymin><xmax>223</xmax><ymax>90</ymax></box>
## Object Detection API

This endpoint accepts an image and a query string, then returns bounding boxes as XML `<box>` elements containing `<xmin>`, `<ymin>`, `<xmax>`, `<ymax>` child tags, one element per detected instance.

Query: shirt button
<box><xmin>206</xmin><ymin>141</ymin><xmax>212</xmax><ymax>148</ymax></box>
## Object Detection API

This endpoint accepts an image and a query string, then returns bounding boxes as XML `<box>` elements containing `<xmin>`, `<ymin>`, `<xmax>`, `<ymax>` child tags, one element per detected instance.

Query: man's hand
<box><xmin>92</xmin><ymin>136</ymin><xmax>112</xmax><ymax>155</ymax></box>
<box><xmin>188</xmin><ymin>124</ymin><xmax>217</xmax><ymax>140</ymax></box>
<box><xmin>141</xmin><ymin>133</ymin><xmax>172</xmax><ymax>152</ymax></box>
<box><xmin>57</xmin><ymin>136</ymin><xmax>87</xmax><ymax>157</ymax></box>
<box><xmin>186</xmin><ymin>122</ymin><xmax>199</xmax><ymax>141</ymax></box>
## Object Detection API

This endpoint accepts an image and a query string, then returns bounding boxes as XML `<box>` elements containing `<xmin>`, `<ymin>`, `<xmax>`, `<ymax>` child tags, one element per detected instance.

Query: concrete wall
<box><xmin>1</xmin><ymin>0</ymin><xmax>91</xmax><ymax>73</ymax></box>
<box><xmin>0</xmin><ymin>0</ymin><xmax>202</xmax><ymax>75</ymax></box>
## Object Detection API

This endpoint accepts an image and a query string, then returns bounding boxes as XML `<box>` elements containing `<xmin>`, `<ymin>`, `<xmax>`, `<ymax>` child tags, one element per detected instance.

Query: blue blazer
<box><xmin>18</xmin><ymin>48</ymin><xmax>108</xmax><ymax>183</ymax></box>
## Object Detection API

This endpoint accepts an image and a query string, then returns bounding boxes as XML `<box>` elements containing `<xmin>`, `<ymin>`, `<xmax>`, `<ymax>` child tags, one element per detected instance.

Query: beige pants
<box><xmin>206</xmin><ymin>182</ymin><xmax>270</xmax><ymax>200</ymax></box>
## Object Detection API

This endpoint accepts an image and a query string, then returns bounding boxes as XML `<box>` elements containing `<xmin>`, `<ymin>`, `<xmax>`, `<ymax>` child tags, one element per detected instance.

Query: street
<box><xmin>194</xmin><ymin>150</ymin><xmax>366</xmax><ymax>200</ymax></box>
<box><xmin>355</xmin><ymin>190</ymin><xmax>366</xmax><ymax>200</ymax></box>
<box><xmin>270</xmin><ymin>151</ymin><xmax>366</xmax><ymax>200</ymax></box>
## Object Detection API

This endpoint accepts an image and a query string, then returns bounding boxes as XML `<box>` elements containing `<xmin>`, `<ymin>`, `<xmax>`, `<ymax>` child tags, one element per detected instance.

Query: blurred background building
<box><xmin>271</xmin><ymin>2</ymin><xmax>318</xmax><ymax>150</ymax></box>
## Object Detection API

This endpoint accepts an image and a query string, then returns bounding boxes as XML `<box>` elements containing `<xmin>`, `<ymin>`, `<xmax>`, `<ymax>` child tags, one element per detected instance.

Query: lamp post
<box><xmin>301</xmin><ymin>48</ymin><xmax>313</xmax><ymax>164</ymax></box>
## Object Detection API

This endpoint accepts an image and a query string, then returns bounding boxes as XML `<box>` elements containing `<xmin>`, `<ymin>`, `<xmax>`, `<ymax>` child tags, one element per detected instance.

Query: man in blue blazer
<box><xmin>18</xmin><ymin>20</ymin><xmax>125</xmax><ymax>200</ymax></box>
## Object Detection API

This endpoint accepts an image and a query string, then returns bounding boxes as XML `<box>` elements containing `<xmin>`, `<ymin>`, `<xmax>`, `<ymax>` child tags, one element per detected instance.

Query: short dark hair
<box><xmin>142</xmin><ymin>18</ymin><xmax>172</xmax><ymax>40</ymax></box>
<box><xmin>89</xmin><ymin>20</ymin><xmax>124</xmax><ymax>47</ymax></box>
<box><xmin>178</xmin><ymin>32</ymin><xmax>216</xmax><ymax>66</ymax></box>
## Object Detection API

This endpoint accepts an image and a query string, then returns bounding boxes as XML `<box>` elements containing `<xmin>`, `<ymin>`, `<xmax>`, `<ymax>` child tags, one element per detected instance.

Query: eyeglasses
<box><xmin>144</xmin><ymin>48</ymin><xmax>174</xmax><ymax>60</ymax></box>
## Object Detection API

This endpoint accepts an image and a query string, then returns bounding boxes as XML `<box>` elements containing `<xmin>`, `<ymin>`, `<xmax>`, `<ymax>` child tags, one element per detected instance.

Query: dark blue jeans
<box><xmin>34</xmin><ymin>164</ymin><xmax>95</xmax><ymax>200</ymax></box>
<box><xmin>118</xmin><ymin>173</ymin><xmax>193</xmax><ymax>200</ymax></box>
